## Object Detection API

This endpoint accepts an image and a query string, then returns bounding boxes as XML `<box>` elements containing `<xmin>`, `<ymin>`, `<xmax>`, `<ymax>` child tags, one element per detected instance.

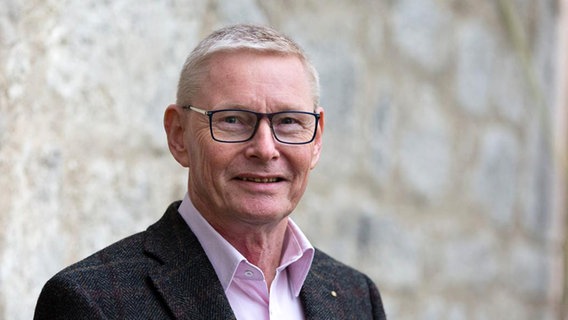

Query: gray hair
<box><xmin>176</xmin><ymin>24</ymin><xmax>320</xmax><ymax>108</ymax></box>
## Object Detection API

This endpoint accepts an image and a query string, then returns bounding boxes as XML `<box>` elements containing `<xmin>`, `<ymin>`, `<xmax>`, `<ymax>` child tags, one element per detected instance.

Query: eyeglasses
<box><xmin>182</xmin><ymin>105</ymin><xmax>320</xmax><ymax>145</ymax></box>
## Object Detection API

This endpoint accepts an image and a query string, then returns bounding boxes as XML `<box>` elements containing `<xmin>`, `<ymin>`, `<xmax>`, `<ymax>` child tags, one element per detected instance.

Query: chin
<box><xmin>234</xmin><ymin>201</ymin><xmax>293</xmax><ymax>223</ymax></box>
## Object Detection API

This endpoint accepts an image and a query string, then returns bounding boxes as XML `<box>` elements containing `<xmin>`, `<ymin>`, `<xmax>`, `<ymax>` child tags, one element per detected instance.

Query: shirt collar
<box><xmin>278</xmin><ymin>218</ymin><xmax>315</xmax><ymax>296</ymax></box>
<box><xmin>177</xmin><ymin>193</ymin><xmax>314</xmax><ymax>296</ymax></box>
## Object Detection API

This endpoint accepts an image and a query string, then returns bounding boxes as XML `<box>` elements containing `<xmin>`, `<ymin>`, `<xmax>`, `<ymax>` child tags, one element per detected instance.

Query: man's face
<box><xmin>182</xmin><ymin>51</ymin><xmax>324</xmax><ymax>229</ymax></box>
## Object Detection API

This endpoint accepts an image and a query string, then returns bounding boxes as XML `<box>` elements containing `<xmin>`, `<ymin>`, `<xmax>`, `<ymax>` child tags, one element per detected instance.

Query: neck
<box><xmin>214</xmin><ymin>219</ymin><xmax>289</xmax><ymax>289</ymax></box>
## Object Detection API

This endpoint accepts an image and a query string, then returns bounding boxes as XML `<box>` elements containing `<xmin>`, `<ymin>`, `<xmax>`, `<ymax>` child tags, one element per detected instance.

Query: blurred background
<box><xmin>1</xmin><ymin>0</ymin><xmax>567</xmax><ymax>319</ymax></box>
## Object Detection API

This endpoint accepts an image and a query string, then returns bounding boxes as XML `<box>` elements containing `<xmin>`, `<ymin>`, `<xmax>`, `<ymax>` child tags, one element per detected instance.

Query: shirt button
<box><xmin>244</xmin><ymin>270</ymin><xmax>254</xmax><ymax>278</ymax></box>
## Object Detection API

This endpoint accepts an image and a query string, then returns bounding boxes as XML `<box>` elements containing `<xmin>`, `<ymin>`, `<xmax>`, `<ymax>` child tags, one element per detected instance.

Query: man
<box><xmin>35</xmin><ymin>24</ymin><xmax>386</xmax><ymax>319</ymax></box>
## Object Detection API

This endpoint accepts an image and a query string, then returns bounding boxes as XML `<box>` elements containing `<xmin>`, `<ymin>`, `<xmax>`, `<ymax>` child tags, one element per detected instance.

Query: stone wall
<box><xmin>0</xmin><ymin>0</ymin><xmax>563</xmax><ymax>319</ymax></box>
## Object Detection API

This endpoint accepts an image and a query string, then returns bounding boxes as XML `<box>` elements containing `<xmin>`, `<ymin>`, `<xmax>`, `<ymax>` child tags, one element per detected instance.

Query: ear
<box><xmin>164</xmin><ymin>104</ymin><xmax>190</xmax><ymax>167</ymax></box>
<box><xmin>310</xmin><ymin>107</ymin><xmax>325</xmax><ymax>170</ymax></box>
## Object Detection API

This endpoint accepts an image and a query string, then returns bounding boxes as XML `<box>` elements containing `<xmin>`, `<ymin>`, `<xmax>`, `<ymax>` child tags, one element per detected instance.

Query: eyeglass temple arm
<box><xmin>183</xmin><ymin>105</ymin><xmax>209</xmax><ymax>115</ymax></box>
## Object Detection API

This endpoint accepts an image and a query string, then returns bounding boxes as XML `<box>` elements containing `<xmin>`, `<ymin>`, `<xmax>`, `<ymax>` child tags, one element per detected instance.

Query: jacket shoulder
<box><xmin>34</xmin><ymin>201</ymin><xmax>185</xmax><ymax>319</ymax></box>
<box><xmin>311</xmin><ymin>249</ymin><xmax>370</xmax><ymax>280</ymax></box>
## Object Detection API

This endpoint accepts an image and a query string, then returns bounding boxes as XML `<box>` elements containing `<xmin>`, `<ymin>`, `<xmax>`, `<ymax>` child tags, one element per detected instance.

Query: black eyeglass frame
<box><xmin>182</xmin><ymin>105</ymin><xmax>321</xmax><ymax>145</ymax></box>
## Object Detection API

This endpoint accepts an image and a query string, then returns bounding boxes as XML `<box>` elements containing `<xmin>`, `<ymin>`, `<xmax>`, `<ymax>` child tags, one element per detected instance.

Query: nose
<box><xmin>244</xmin><ymin>118</ymin><xmax>280</xmax><ymax>161</ymax></box>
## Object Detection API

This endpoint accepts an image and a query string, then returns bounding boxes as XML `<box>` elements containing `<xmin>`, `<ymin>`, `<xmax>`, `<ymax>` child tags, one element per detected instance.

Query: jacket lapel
<box><xmin>300</xmin><ymin>252</ymin><xmax>343</xmax><ymax>320</ymax></box>
<box><xmin>144</xmin><ymin>202</ymin><xmax>237</xmax><ymax>320</ymax></box>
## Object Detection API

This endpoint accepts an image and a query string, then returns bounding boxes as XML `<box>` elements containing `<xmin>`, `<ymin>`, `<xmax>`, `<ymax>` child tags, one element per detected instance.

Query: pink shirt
<box><xmin>178</xmin><ymin>194</ymin><xmax>315</xmax><ymax>320</ymax></box>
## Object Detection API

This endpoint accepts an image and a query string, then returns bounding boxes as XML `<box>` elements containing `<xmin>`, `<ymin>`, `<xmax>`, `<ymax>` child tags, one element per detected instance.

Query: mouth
<box><xmin>238</xmin><ymin>177</ymin><xmax>282</xmax><ymax>183</ymax></box>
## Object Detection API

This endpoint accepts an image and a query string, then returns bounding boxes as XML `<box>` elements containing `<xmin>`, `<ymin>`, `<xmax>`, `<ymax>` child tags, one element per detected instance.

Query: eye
<box><xmin>274</xmin><ymin>113</ymin><xmax>310</xmax><ymax>128</ymax></box>
<box><xmin>212</xmin><ymin>111</ymin><xmax>257</xmax><ymax>132</ymax></box>
<box><xmin>214</xmin><ymin>111</ymin><xmax>251</xmax><ymax>125</ymax></box>
<box><xmin>222</xmin><ymin>115</ymin><xmax>240</xmax><ymax>124</ymax></box>
<box><xmin>279</xmin><ymin>116</ymin><xmax>300</xmax><ymax>125</ymax></box>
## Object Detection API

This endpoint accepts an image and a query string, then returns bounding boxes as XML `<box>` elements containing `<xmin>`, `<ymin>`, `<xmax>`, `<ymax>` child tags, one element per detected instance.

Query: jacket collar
<box><xmin>143</xmin><ymin>201</ymin><xmax>237</xmax><ymax>320</ymax></box>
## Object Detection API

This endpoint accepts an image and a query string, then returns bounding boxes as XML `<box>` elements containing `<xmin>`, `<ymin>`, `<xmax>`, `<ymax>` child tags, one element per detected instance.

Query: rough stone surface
<box><xmin>456</xmin><ymin>20</ymin><xmax>499</xmax><ymax>116</ymax></box>
<box><xmin>0</xmin><ymin>1</ymin><xmax>563</xmax><ymax>319</ymax></box>
<box><xmin>391</xmin><ymin>0</ymin><xmax>452</xmax><ymax>73</ymax></box>
<box><xmin>472</xmin><ymin>127</ymin><xmax>519</xmax><ymax>229</ymax></box>
<box><xmin>398</xmin><ymin>84</ymin><xmax>451</xmax><ymax>200</ymax></box>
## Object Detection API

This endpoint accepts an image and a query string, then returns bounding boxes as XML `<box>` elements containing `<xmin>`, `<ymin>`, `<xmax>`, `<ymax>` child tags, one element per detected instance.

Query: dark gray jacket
<box><xmin>34</xmin><ymin>202</ymin><xmax>386</xmax><ymax>319</ymax></box>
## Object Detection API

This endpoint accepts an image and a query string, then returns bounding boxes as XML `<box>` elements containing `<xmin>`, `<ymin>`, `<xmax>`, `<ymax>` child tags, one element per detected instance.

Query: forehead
<box><xmin>198</xmin><ymin>51</ymin><xmax>313</xmax><ymax>108</ymax></box>
<box><xmin>206</xmin><ymin>50</ymin><xmax>308</xmax><ymax>80</ymax></box>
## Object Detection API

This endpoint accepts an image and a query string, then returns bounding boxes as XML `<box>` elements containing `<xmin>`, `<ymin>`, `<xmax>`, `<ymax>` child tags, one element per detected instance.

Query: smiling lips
<box><xmin>238</xmin><ymin>177</ymin><xmax>281</xmax><ymax>183</ymax></box>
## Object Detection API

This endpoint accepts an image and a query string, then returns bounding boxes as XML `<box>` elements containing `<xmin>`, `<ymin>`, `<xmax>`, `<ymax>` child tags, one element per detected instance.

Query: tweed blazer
<box><xmin>34</xmin><ymin>201</ymin><xmax>386</xmax><ymax>319</ymax></box>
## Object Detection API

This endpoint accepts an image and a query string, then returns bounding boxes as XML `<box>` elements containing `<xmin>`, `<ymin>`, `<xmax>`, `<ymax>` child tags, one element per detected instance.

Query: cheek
<box><xmin>188</xmin><ymin>131</ymin><xmax>233</xmax><ymax>181</ymax></box>
<box><xmin>187</xmin><ymin>131</ymin><xmax>215</xmax><ymax>183</ymax></box>
<box><xmin>288</xmin><ymin>148</ymin><xmax>316</xmax><ymax>182</ymax></box>
<box><xmin>187</xmin><ymin>126</ymin><xmax>212</xmax><ymax>162</ymax></box>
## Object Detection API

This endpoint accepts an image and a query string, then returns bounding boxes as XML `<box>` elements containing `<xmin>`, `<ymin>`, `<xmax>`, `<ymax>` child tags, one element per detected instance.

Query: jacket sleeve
<box><xmin>34</xmin><ymin>274</ymin><xmax>108</xmax><ymax>320</ymax></box>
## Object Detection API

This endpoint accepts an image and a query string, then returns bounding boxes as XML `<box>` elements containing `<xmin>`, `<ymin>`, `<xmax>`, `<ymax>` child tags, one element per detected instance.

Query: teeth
<box><xmin>241</xmin><ymin>177</ymin><xmax>278</xmax><ymax>183</ymax></box>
